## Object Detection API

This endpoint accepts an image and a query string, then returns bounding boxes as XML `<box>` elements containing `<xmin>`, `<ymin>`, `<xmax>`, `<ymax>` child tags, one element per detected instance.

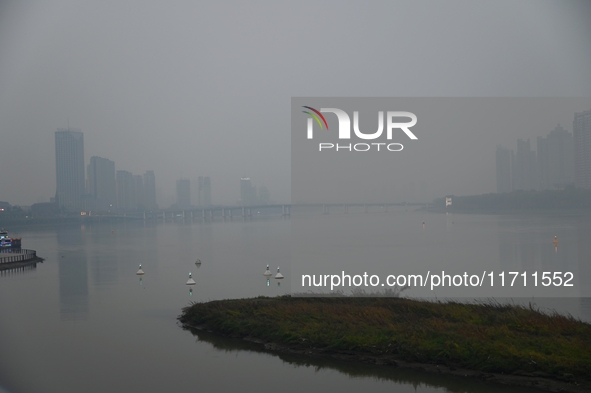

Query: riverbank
<box><xmin>179</xmin><ymin>296</ymin><xmax>591</xmax><ymax>392</ymax></box>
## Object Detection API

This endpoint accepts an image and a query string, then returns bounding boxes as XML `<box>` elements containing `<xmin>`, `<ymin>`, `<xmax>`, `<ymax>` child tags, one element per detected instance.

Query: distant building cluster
<box><xmin>54</xmin><ymin>129</ymin><xmax>157</xmax><ymax>213</ymax></box>
<box><xmin>240</xmin><ymin>177</ymin><xmax>270</xmax><ymax>206</ymax></box>
<box><xmin>574</xmin><ymin>109</ymin><xmax>591</xmax><ymax>189</ymax></box>
<box><xmin>496</xmin><ymin>109</ymin><xmax>591</xmax><ymax>192</ymax></box>
<box><xmin>53</xmin><ymin>129</ymin><xmax>272</xmax><ymax>213</ymax></box>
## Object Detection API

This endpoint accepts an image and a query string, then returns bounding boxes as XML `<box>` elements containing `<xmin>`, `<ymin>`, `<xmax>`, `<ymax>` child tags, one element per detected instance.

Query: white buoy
<box><xmin>136</xmin><ymin>264</ymin><xmax>145</xmax><ymax>275</ymax></box>
<box><xmin>263</xmin><ymin>264</ymin><xmax>272</xmax><ymax>277</ymax></box>
<box><xmin>186</xmin><ymin>272</ymin><xmax>196</xmax><ymax>285</ymax></box>
<box><xmin>195</xmin><ymin>259</ymin><xmax>202</xmax><ymax>266</ymax></box>
<box><xmin>275</xmin><ymin>267</ymin><xmax>284</xmax><ymax>280</ymax></box>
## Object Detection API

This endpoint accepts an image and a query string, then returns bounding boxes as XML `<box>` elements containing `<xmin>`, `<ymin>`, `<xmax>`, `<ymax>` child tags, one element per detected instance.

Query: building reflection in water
<box><xmin>497</xmin><ymin>213</ymin><xmax>591</xmax><ymax>321</ymax></box>
<box><xmin>576</xmin><ymin>214</ymin><xmax>591</xmax><ymax>300</ymax></box>
<box><xmin>57</xmin><ymin>225</ymin><xmax>89</xmax><ymax>321</ymax></box>
<box><xmin>86</xmin><ymin>223</ymin><xmax>120</xmax><ymax>288</ymax></box>
<box><xmin>498</xmin><ymin>215</ymin><xmax>578</xmax><ymax>274</ymax></box>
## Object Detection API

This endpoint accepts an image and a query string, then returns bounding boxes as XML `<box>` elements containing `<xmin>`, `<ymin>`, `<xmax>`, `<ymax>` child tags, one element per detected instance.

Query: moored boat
<box><xmin>0</xmin><ymin>229</ymin><xmax>21</xmax><ymax>248</ymax></box>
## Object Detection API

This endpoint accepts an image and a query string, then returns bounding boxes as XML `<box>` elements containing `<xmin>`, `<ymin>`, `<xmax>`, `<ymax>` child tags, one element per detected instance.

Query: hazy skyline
<box><xmin>1</xmin><ymin>1</ymin><xmax>591</xmax><ymax>206</ymax></box>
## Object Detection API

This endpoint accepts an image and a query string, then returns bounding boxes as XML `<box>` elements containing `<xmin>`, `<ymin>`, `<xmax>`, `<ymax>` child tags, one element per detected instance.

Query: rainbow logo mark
<box><xmin>302</xmin><ymin>106</ymin><xmax>329</xmax><ymax>130</ymax></box>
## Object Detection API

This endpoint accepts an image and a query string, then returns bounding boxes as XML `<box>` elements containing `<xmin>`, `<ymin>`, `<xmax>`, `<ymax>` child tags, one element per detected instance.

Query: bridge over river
<box><xmin>83</xmin><ymin>202</ymin><xmax>427</xmax><ymax>222</ymax></box>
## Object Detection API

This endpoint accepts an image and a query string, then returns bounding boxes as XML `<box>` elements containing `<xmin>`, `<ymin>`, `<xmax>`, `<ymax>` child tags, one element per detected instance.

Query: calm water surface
<box><xmin>0</xmin><ymin>210</ymin><xmax>589</xmax><ymax>393</ymax></box>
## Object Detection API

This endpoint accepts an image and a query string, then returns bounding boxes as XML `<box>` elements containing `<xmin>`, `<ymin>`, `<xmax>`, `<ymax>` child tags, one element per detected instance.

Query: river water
<box><xmin>0</xmin><ymin>209</ymin><xmax>589</xmax><ymax>393</ymax></box>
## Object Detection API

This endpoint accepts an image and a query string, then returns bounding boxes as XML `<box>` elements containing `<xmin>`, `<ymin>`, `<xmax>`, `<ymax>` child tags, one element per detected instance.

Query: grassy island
<box><xmin>179</xmin><ymin>296</ymin><xmax>591</xmax><ymax>391</ymax></box>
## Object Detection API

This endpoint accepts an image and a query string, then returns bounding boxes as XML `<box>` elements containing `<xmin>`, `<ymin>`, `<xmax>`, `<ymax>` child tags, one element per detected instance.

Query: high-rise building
<box><xmin>240</xmin><ymin>178</ymin><xmax>256</xmax><ymax>206</ymax></box>
<box><xmin>197</xmin><ymin>176</ymin><xmax>212</xmax><ymax>206</ymax></box>
<box><xmin>143</xmin><ymin>171</ymin><xmax>157</xmax><ymax>209</ymax></box>
<box><xmin>55</xmin><ymin>129</ymin><xmax>85</xmax><ymax>211</ymax></box>
<box><xmin>116</xmin><ymin>170</ymin><xmax>134</xmax><ymax>210</ymax></box>
<box><xmin>87</xmin><ymin>156</ymin><xmax>116</xmax><ymax>211</ymax></box>
<box><xmin>258</xmin><ymin>186</ymin><xmax>270</xmax><ymax>204</ymax></box>
<box><xmin>512</xmin><ymin>139</ymin><xmax>537</xmax><ymax>191</ymax></box>
<box><xmin>537</xmin><ymin>125</ymin><xmax>574</xmax><ymax>190</ymax></box>
<box><xmin>133</xmin><ymin>175</ymin><xmax>144</xmax><ymax>209</ymax></box>
<box><xmin>574</xmin><ymin>109</ymin><xmax>591</xmax><ymax>189</ymax></box>
<box><xmin>495</xmin><ymin>146</ymin><xmax>512</xmax><ymax>193</ymax></box>
<box><xmin>176</xmin><ymin>179</ymin><xmax>191</xmax><ymax>209</ymax></box>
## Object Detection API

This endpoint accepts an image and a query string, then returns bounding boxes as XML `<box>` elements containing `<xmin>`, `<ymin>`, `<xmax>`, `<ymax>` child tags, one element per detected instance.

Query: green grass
<box><xmin>179</xmin><ymin>296</ymin><xmax>591</xmax><ymax>381</ymax></box>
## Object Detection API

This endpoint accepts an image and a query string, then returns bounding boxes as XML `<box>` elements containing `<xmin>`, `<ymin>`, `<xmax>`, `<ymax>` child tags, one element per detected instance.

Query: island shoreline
<box><xmin>179</xmin><ymin>297</ymin><xmax>591</xmax><ymax>393</ymax></box>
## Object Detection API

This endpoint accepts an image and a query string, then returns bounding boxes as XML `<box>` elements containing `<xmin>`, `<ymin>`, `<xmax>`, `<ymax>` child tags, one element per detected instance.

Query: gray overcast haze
<box><xmin>1</xmin><ymin>0</ymin><xmax>591</xmax><ymax>206</ymax></box>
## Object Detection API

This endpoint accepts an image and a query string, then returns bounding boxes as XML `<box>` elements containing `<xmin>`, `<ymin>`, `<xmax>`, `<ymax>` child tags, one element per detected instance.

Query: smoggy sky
<box><xmin>1</xmin><ymin>0</ymin><xmax>591</xmax><ymax>206</ymax></box>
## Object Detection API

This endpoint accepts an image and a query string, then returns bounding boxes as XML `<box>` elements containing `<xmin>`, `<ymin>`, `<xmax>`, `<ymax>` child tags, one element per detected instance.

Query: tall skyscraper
<box><xmin>495</xmin><ymin>146</ymin><xmax>512</xmax><ymax>193</ymax></box>
<box><xmin>132</xmin><ymin>175</ymin><xmax>144</xmax><ymax>209</ymax></box>
<box><xmin>55</xmin><ymin>129</ymin><xmax>85</xmax><ymax>211</ymax></box>
<box><xmin>258</xmin><ymin>186</ymin><xmax>270</xmax><ymax>204</ymax></box>
<box><xmin>197</xmin><ymin>176</ymin><xmax>212</xmax><ymax>206</ymax></box>
<box><xmin>240</xmin><ymin>178</ymin><xmax>256</xmax><ymax>206</ymax></box>
<box><xmin>176</xmin><ymin>179</ymin><xmax>191</xmax><ymax>209</ymax></box>
<box><xmin>537</xmin><ymin>125</ymin><xmax>574</xmax><ymax>190</ymax></box>
<box><xmin>143</xmin><ymin>171</ymin><xmax>157</xmax><ymax>209</ymax></box>
<box><xmin>116</xmin><ymin>170</ymin><xmax>134</xmax><ymax>210</ymax></box>
<box><xmin>512</xmin><ymin>139</ymin><xmax>537</xmax><ymax>191</ymax></box>
<box><xmin>87</xmin><ymin>156</ymin><xmax>116</xmax><ymax>211</ymax></box>
<box><xmin>574</xmin><ymin>109</ymin><xmax>591</xmax><ymax>189</ymax></box>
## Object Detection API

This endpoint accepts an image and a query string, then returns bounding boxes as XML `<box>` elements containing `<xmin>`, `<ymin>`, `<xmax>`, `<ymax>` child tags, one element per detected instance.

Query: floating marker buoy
<box><xmin>195</xmin><ymin>259</ymin><xmax>202</xmax><ymax>266</ymax></box>
<box><xmin>275</xmin><ymin>267</ymin><xmax>284</xmax><ymax>280</ymax></box>
<box><xmin>263</xmin><ymin>264</ymin><xmax>272</xmax><ymax>277</ymax></box>
<box><xmin>136</xmin><ymin>264</ymin><xmax>145</xmax><ymax>275</ymax></box>
<box><xmin>186</xmin><ymin>272</ymin><xmax>196</xmax><ymax>285</ymax></box>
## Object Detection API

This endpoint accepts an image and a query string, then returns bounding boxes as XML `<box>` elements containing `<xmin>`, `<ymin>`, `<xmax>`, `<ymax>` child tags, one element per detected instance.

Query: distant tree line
<box><xmin>433</xmin><ymin>186</ymin><xmax>591</xmax><ymax>211</ymax></box>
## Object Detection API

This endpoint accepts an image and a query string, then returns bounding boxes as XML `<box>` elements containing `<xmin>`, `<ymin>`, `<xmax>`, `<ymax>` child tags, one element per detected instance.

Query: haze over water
<box><xmin>2</xmin><ymin>2</ymin><xmax>591</xmax><ymax>392</ymax></box>
<box><xmin>0</xmin><ymin>211</ymin><xmax>589</xmax><ymax>393</ymax></box>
